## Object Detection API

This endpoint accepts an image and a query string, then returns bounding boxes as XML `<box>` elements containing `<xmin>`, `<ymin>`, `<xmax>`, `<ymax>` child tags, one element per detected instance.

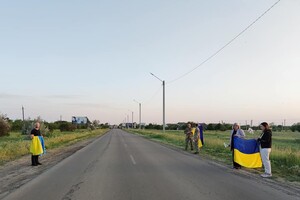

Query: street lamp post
<box><xmin>128</xmin><ymin>110</ymin><xmax>134</xmax><ymax>129</ymax></box>
<box><xmin>133</xmin><ymin>100</ymin><xmax>142</xmax><ymax>129</ymax></box>
<box><xmin>132</xmin><ymin>111</ymin><xmax>134</xmax><ymax>128</ymax></box>
<box><xmin>150</xmin><ymin>73</ymin><xmax>165</xmax><ymax>133</ymax></box>
<box><xmin>127</xmin><ymin>115</ymin><xmax>129</xmax><ymax>129</ymax></box>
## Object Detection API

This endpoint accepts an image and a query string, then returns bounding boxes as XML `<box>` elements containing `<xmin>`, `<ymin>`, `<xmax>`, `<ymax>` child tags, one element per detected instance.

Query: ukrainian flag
<box><xmin>30</xmin><ymin>136</ymin><xmax>44</xmax><ymax>156</ymax></box>
<box><xmin>38</xmin><ymin>136</ymin><xmax>46</xmax><ymax>155</ymax></box>
<box><xmin>233</xmin><ymin>137</ymin><xmax>262</xmax><ymax>168</ymax></box>
<box><xmin>199</xmin><ymin>124</ymin><xmax>204</xmax><ymax>146</ymax></box>
<box><xmin>192</xmin><ymin>127</ymin><xmax>203</xmax><ymax>148</ymax></box>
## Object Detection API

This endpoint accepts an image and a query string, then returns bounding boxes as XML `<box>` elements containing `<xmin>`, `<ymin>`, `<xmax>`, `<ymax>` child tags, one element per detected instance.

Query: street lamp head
<box><xmin>133</xmin><ymin>99</ymin><xmax>141</xmax><ymax>104</ymax></box>
<box><xmin>150</xmin><ymin>72</ymin><xmax>163</xmax><ymax>82</ymax></box>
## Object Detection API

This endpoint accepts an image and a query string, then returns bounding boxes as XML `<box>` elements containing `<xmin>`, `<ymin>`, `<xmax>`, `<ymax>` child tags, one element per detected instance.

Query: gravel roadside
<box><xmin>0</xmin><ymin>134</ymin><xmax>106</xmax><ymax>199</ymax></box>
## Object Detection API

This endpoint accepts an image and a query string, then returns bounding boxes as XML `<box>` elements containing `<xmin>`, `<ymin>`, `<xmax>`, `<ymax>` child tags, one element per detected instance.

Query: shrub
<box><xmin>291</xmin><ymin>123</ymin><xmax>300</xmax><ymax>132</ymax></box>
<box><xmin>59</xmin><ymin>122</ymin><xmax>77</xmax><ymax>132</ymax></box>
<box><xmin>10</xmin><ymin>119</ymin><xmax>23</xmax><ymax>132</ymax></box>
<box><xmin>0</xmin><ymin>114</ymin><xmax>10</xmax><ymax>137</ymax></box>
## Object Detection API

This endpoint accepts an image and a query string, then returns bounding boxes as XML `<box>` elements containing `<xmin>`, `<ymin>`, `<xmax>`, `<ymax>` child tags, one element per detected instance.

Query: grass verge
<box><xmin>0</xmin><ymin>129</ymin><xmax>108</xmax><ymax>165</ymax></box>
<box><xmin>127</xmin><ymin>129</ymin><xmax>300</xmax><ymax>182</ymax></box>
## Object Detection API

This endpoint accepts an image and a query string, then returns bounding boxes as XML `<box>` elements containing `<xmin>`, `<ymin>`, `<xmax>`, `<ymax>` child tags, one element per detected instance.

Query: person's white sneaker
<box><xmin>261</xmin><ymin>173</ymin><xmax>272</xmax><ymax>178</ymax></box>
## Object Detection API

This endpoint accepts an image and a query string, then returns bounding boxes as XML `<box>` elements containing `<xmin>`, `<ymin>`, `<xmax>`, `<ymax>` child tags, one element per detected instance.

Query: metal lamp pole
<box><xmin>133</xmin><ymin>100</ymin><xmax>142</xmax><ymax>129</ymax></box>
<box><xmin>150</xmin><ymin>73</ymin><xmax>165</xmax><ymax>133</ymax></box>
<box><xmin>128</xmin><ymin>110</ymin><xmax>134</xmax><ymax>129</ymax></box>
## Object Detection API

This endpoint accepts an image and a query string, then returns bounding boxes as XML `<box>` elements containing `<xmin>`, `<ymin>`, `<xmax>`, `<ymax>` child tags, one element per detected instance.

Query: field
<box><xmin>128</xmin><ymin>129</ymin><xmax>300</xmax><ymax>182</ymax></box>
<box><xmin>0</xmin><ymin>129</ymin><xmax>108</xmax><ymax>165</ymax></box>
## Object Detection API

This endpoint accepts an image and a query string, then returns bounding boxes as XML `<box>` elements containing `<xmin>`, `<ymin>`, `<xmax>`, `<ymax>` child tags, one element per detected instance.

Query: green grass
<box><xmin>0</xmin><ymin>129</ymin><xmax>108</xmax><ymax>165</ymax></box>
<box><xmin>128</xmin><ymin>129</ymin><xmax>300</xmax><ymax>182</ymax></box>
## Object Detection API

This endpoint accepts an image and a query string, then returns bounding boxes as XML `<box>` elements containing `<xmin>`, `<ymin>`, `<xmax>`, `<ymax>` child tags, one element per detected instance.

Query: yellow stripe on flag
<box><xmin>191</xmin><ymin>128</ymin><xmax>195</xmax><ymax>136</ymax></box>
<box><xmin>30</xmin><ymin>136</ymin><xmax>43</xmax><ymax>155</ymax></box>
<box><xmin>198</xmin><ymin>140</ymin><xmax>203</xmax><ymax>148</ymax></box>
<box><xmin>234</xmin><ymin>149</ymin><xmax>262</xmax><ymax>168</ymax></box>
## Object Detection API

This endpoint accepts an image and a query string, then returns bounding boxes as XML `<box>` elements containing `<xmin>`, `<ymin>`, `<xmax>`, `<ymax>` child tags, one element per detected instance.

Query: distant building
<box><xmin>72</xmin><ymin>116</ymin><xmax>90</xmax><ymax>125</ymax></box>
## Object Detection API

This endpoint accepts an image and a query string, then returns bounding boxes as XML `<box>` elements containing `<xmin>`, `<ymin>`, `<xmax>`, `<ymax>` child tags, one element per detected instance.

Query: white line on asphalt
<box><xmin>130</xmin><ymin>155</ymin><xmax>136</xmax><ymax>165</ymax></box>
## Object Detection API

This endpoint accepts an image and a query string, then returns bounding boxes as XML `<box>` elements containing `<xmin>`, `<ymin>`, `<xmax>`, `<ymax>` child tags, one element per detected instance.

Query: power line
<box><xmin>167</xmin><ymin>0</ymin><xmax>281</xmax><ymax>84</ymax></box>
<box><xmin>143</xmin><ymin>85</ymin><xmax>163</xmax><ymax>105</ymax></box>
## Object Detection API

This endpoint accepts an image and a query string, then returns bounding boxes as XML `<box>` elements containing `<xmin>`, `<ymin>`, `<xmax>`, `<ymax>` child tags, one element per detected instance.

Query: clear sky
<box><xmin>1</xmin><ymin>0</ymin><xmax>299</xmax><ymax>125</ymax></box>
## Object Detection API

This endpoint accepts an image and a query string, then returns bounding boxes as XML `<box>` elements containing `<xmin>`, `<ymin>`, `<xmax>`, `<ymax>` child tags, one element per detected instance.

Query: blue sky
<box><xmin>1</xmin><ymin>0</ymin><xmax>299</xmax><ymax>125</ymax></box>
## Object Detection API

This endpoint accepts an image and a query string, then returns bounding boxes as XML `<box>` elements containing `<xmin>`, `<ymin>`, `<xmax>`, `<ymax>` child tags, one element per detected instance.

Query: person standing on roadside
<box><xmin>184</xmin><ymin>123</ymin><xmax>193</xmax><ymax>151</ymax></box>
<box><xmin>30</xmin><ymin>122</ymin><xmax>43</xmax><ymax>166</ymax></box>
<box><xmin>258</xmin><ymin>122</ymin><xmax>272</xmax><ymax>178</ymax></box>
<box><xmin>229</xmin><ymin>123</ymin><xmax>245</xmax><ymax>169</ymax></box>
<box><xmin>193</xmin><ymin>123</ymin><xmax>200</xmax><ymax>154</ymax></box>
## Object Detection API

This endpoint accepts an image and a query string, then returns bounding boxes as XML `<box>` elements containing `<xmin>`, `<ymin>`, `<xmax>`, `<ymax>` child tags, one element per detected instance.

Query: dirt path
<box><xmin>0</xmin><ymin>135</ymin><xmax>104</xmax><ymax>199</ymax></box>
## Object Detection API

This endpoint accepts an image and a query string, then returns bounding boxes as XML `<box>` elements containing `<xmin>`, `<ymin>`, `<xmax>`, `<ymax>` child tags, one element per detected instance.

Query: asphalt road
<box><xmin>3</xmin><ymin>129</ymin><xmax>299</xmax><ymax>200</ymax></box>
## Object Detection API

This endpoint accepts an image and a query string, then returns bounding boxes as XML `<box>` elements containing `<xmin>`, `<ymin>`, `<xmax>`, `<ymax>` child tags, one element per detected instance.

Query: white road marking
<box><xmin>130</xmin><ymin>155</ymin><xmax>136</xmax><ymax>165</ymax></box>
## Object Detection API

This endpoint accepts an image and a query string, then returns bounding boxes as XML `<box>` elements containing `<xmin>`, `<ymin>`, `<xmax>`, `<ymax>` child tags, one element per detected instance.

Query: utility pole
<box><xmin>163</xmin><ymin>80</ymin><xmax>165</xmax><ymax>133</ymax></box>
<box><xmin>22</xmin><ymin>106</ymin><xmax>25</xmax><ymax>121</ymax></box>
<box><xmin>150</xmin><ymin>73</ymin><xmax>166</xmax><ymax>133</ymax></box>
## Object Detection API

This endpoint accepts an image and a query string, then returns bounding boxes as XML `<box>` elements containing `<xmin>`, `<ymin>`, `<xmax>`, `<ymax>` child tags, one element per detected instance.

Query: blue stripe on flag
<box><xmin>233</xmin><ymin>137</ymin><xmax>259</xmax><ymax>154</ymax></box>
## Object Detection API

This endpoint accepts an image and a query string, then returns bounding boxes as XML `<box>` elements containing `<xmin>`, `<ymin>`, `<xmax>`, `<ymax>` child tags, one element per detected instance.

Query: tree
<box><xmin>0</xmin><ymin>114</ymin><xmax>10</xmax><ymax>137</ymax></box>
<box><xmin>10</xmin><ymin>119</ymin><xmax>23</xmax><ymax>132</ymax></box>
<box><xmin>207</xmin><ymin>123</ymin><xmax>216</xmax><ymax>130</ymax></box>
<box><xmin>291</xmin><ymin>123</ymin><xmax>300</xmax><ymax>132</ymax></box>
<box><xmin>215</xmin><ymin>123</ymin><xmax>227</xmax><ymax>131</ymax></box>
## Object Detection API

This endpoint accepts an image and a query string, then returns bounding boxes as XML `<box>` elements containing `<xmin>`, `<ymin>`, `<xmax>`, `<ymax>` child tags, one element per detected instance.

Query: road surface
<box><xmin>3</xmin><ymin>129</ymin><xmax>299</xmax><ymax>200</ymax></box>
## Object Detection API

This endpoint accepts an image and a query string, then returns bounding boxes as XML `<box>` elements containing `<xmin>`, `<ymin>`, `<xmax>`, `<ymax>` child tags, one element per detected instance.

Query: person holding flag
<box><xmin>30</xmin><ymin>122</ymin><xmax>44</xmax><ymax>166</ymax></box>
<box><xmin>258</xmin><ymin>122</ymin><xmax>272</xmax><ymax>178</ymax></box>
<box><xmin>193</xmin><ymin>123</ymin><xmax>200</xmax><ymax>154</ymax></box>
<box><xmin>229</xmin><ymin>123</ymin><xmax>245</xmax><ymax>169</ymax></box>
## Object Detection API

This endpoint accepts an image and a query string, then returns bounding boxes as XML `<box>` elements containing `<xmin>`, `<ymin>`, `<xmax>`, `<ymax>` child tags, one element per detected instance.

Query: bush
<box><xmin>22</xmin><ymin>119</ymin><xmax>33</xmax><ymax>135</ymax></box>
<box><xmin>0</xmin><ymin>115</ymin><xmax>10</xmax><ymax>137</ymax></box>
<box><xmin>291</xmin><ymin>123</ymin><xmax>300</xmax><ymax>132</ymax></box>
<box><xmin>59</xmin><ymin>122</ymin><xmax>77</xmax><ymax>132</ymax></box>
<box><xmin>45</xmin><ymin>122</ymin><xmax>59</xmax><ymax>133</ymax></box>
<box><xmin>9</xmin><ymin>119</ymin><xmax>23</xmax><ymax>132</ymax></box>
<box><xmin>145</xmin><ymin>123</ymin><xmax>163</xmax><ymax>130</ymax></box>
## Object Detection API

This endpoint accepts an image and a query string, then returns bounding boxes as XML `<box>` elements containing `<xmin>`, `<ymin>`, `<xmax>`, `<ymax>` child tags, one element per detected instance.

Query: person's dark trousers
<box><xmin>232</xmin><ymin>151</ymin><xmax>241</xmax><ymax>169</ymax></box>
<box><xmin>31</xmin><ymin>155</ymin><xmax>40</xmax><ymax>166</ymax></box>
<box><xmin>31</xmin><ymin>155</ymin><xmax>37</xmax><ymax>166</ymax></box>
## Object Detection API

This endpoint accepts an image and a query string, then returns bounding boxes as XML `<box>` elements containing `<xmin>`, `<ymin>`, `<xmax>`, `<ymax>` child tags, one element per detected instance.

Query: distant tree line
<box><xmin>144</xmin><ymin>122</ymin><xmax>298</xmax><ymax>132</ymax></box>
<box><xmin>0</xmin><ymin>114</ymin><xmax>109</xmax><ymax>137</ymax></box>
<box><xmin>1</xmin><ymin>113</ymin><xmax>300</xmax><ymax>137</ymax></box>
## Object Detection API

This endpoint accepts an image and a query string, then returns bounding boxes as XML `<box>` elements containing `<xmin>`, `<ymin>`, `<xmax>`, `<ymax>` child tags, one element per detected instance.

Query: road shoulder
<box><xmin>0</xmin><ymin>132</ymin><xmax>108</xmax><ymax>200</ymax></box>
<box><xmin>125</xmin><ymin>130</ymin><xmax>300</xmax><ymax>197</ymax></box>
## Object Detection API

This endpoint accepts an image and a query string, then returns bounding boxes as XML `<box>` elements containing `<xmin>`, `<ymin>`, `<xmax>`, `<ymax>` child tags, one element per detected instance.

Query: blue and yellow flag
<box><xmin>192</xmin><ymin>126</ymin><xmax>203</xmax><ymax>148</ymax></box>
<box><xmin>233</xmin><ymin>137</ymin><xmax>262</xmax><ymax>168</ymax></box>
<box><xmin>198</xmin><ymin>124</ymin><xmax>204</xmax><ymax>146</ymax></box>
<box><xmin>30</xmin><ymin>136</ymin><xmax>44</xmax><ymax>156</ymax></box>
<box><xmin>38</xmin><ymin>136</ymin><xmax>46</xmax><ymax>155</ymax></box>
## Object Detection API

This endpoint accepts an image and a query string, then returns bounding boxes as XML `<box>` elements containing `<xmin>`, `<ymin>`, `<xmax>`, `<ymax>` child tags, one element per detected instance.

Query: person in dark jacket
<box><xmin>30</xmin><ymin>122</ymin><xmax>42</xmax><ymax>166</ymax></box>
<box><xmin>258</xmin><ymin>122</ymin><xmax>272</xmax><ymax>178</ymax></box>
